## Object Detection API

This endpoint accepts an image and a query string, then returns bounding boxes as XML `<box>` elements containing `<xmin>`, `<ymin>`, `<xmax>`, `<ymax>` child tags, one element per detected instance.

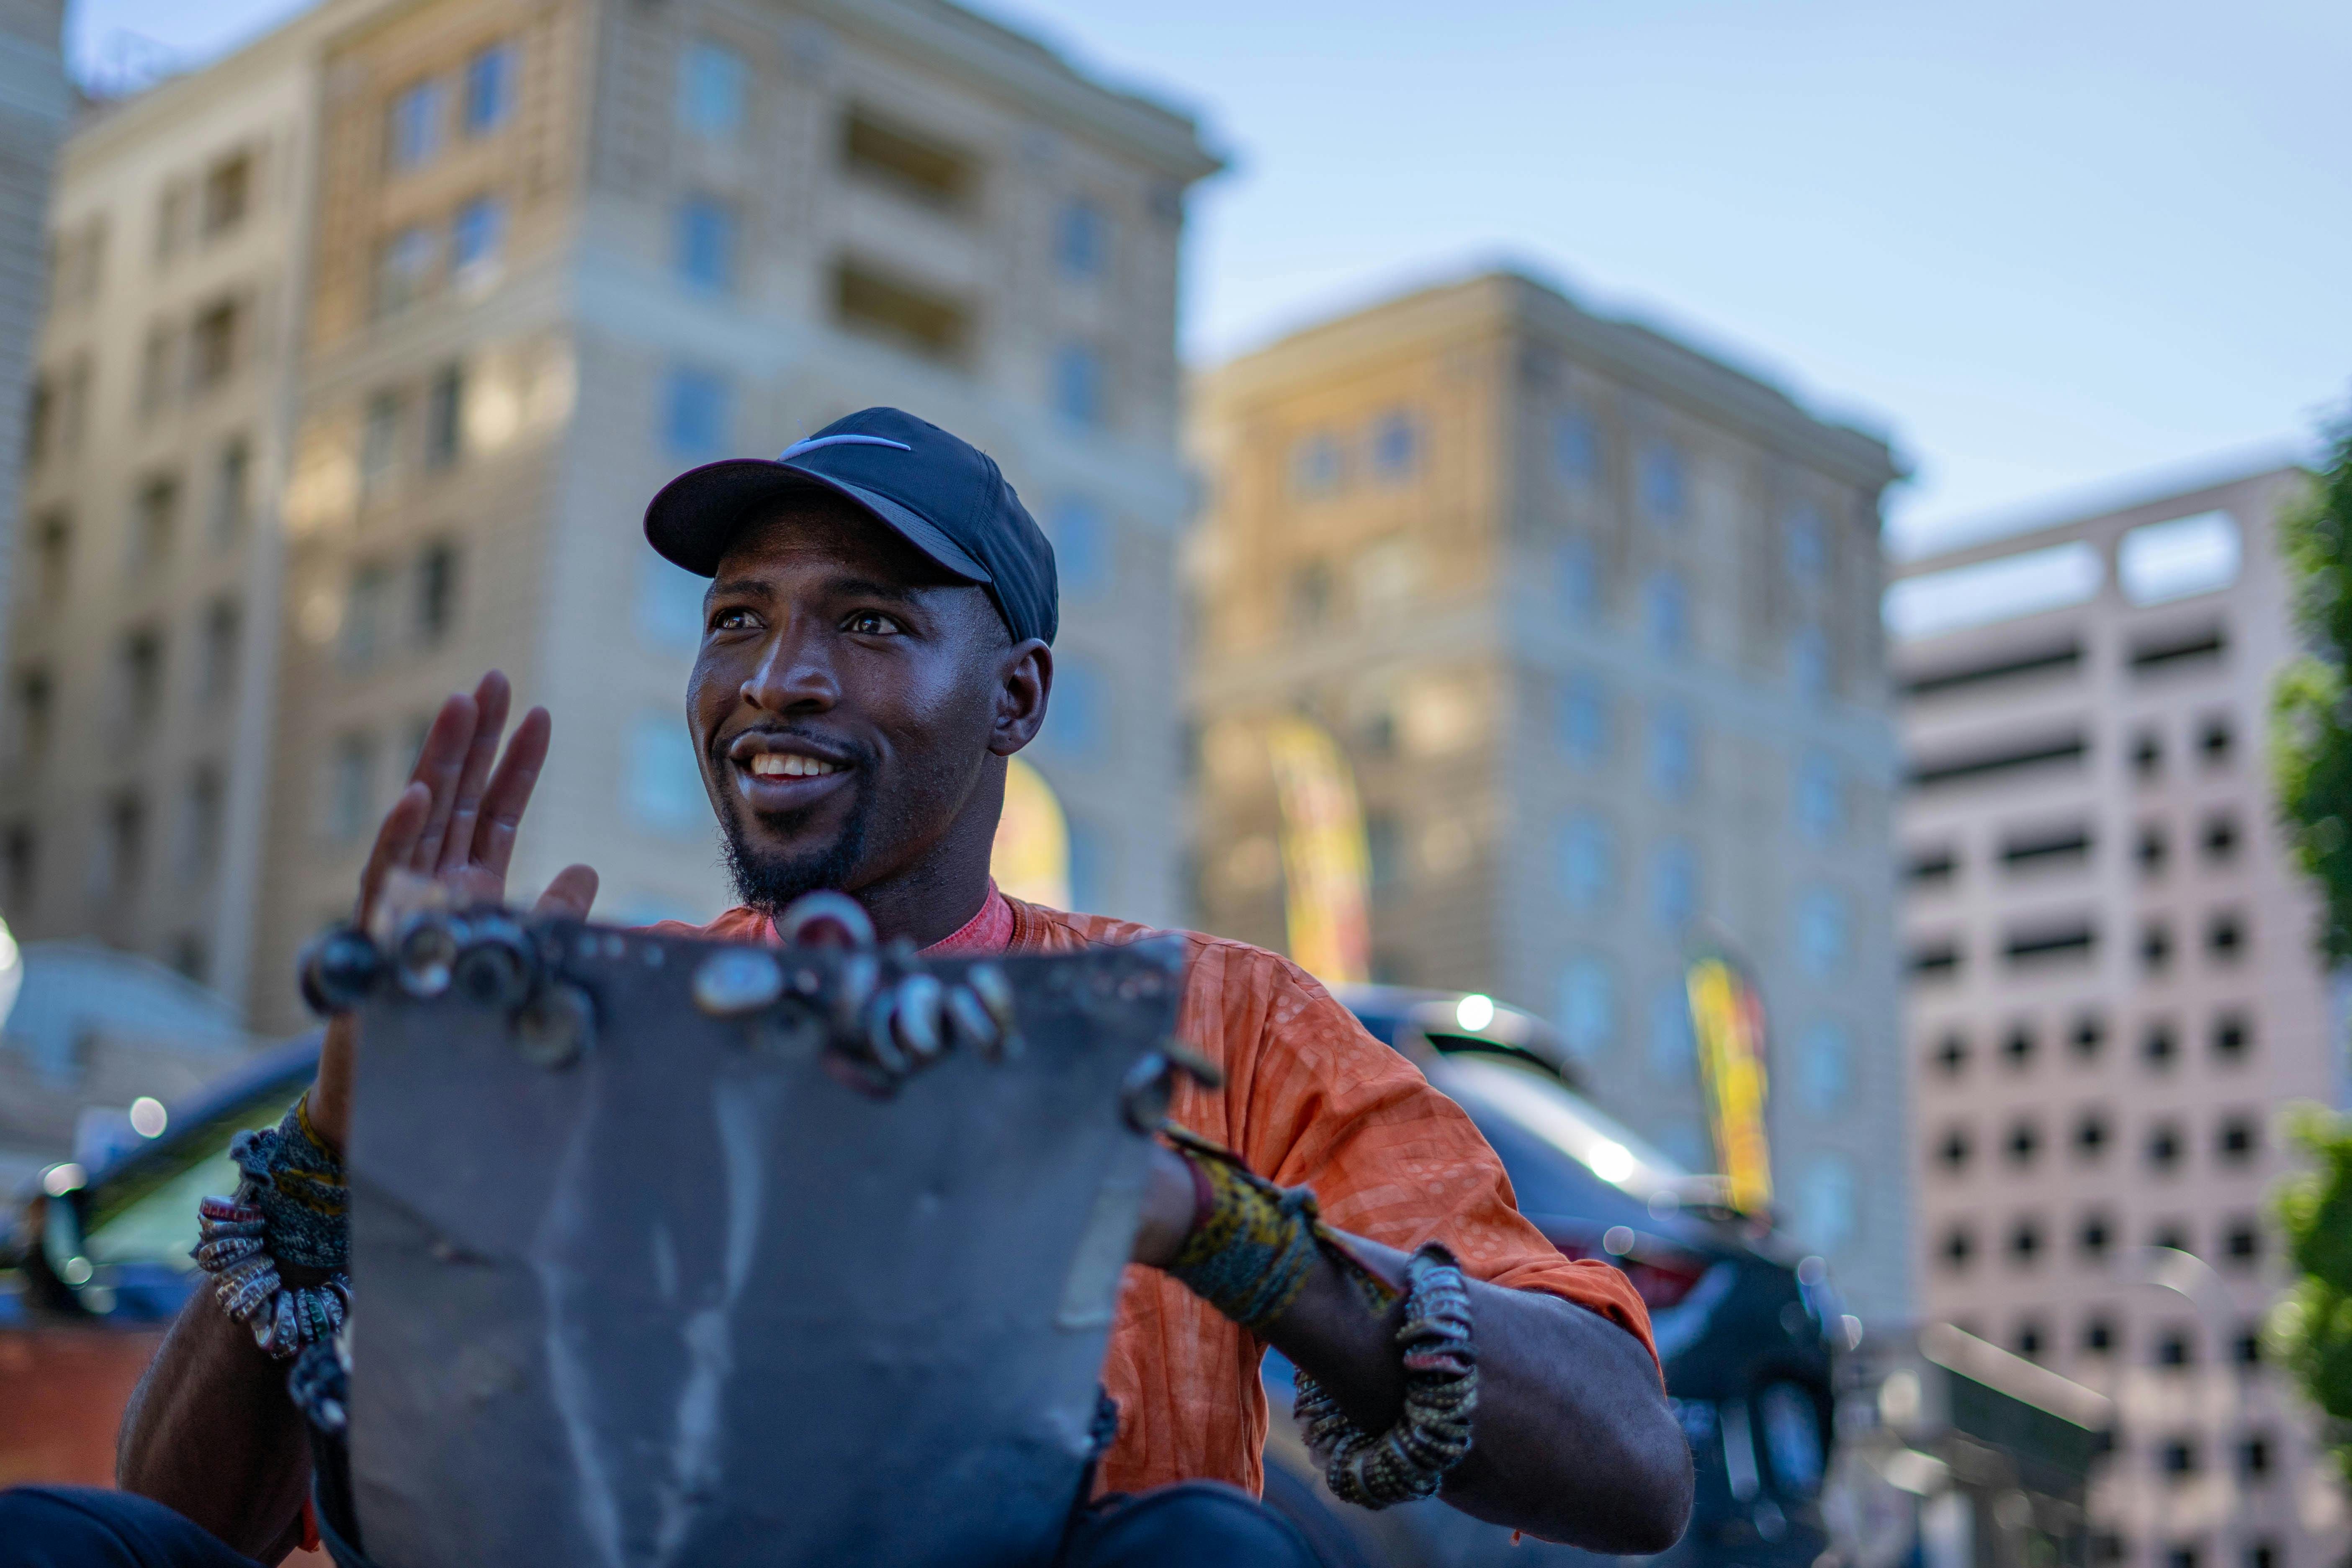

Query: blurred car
<box><xmin>3</xmin><ymin>996</ymin><xmax>1842</xmax><ymax>1568</ymax></box>
<box><xmin>1251</xmin><ymin>986</ymin><xmax>1845</xmax><ymax>1568</ymax></box>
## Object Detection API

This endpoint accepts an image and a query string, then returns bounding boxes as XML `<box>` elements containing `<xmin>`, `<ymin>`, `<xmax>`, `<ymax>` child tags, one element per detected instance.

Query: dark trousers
<box><xmin>0</xmin><ymin>1482</ymin><xmax>1318</xmax><ymax>1567</ymax></box>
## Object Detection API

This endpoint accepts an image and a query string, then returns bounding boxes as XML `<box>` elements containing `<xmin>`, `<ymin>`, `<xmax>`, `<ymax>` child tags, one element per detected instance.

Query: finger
<box><xmin>471</xmin><ymin>706</ymin><xmax>553</xmax><ymax>880</ymax></box>
<box><xmin>406</xmin><ymin>691</ymin><xmax>482</xmax><ymax>872</ymax></box>
<box><xmin>356</xmin><ymin>781</ymin><xmax>432</xmax><ymax>923</ymax></box>
<box><xmin>433</xmin><ymin>672</ymin><xmax>514</xmax><ymax>876</ymax></box>
<box><xmin>531</xmin><ymin>864</ymin><xmax>600</xmax><ymax>921</ymax></box>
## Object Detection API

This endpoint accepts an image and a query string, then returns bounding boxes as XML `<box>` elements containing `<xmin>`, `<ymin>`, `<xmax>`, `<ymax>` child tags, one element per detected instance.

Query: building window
<box><xmin>1795</xmin><ymin>751</ymin><xmax>1841</xmax><ymax>842</ymax></box>
<box><xmin>2146</xmin><ymin>1121</ymin><xmax>2184</xmax><ymax>1172</ymax></box>
<box><xmin>2206</xmin><ymin>910</ymin><xmax>2245</xmax><ymax>961</ymax></box>
<box><xmin>1288</xmin><ymin>561</ymin><xmax>1333</xmax><ymax>626</ymax></box>
<box><xmin>2141</xmin><ymin>919</ymin><xmax>2173</xmax><ymax>973</ymax></box>
<box><xmin>1055</xmin><ymin>197</ymin><xmax>1107</xmax><ymax>279</ymax></box>
<box><xmin>1796</xmin><ymin>1157</ymin><xmax>1856</xmax><ymax>1253</ymax></box>
<box><xmin>2159</xmin><ymin>1439</ymin><xmax>2198</xmax><ymax>1483</ymax></box>
<box><xmin>421</xmin><ymin>364</ymin><xmax>464</xmax><ymax>470</ymax></box>
<box><xmin>1291</xmin><ymin>432</ymin><xmax>1343</xmax><ymax>497</ymax></box>
<box><xmin>2071</xmin><ymin>1013</ymin><xmax>2105</xmax><ymax>1060</ymax></box>
<box><xmin>198</xmin><ymin>597</ymin><xmax>240</xmax><ymax>704</ymax></box>
<box><xmin>200</xmin><ymin>152</ymin><xmax>251</xmax><ymax>238</ymax></box>
<box><xmin>415</xmin><ymin>542</ymin><xmax>459</xmax><ymax>645</ymax></box>
<box><xmin>1047</xmin><ymin>498</ymin><xmax>1109</xmax><ymax>598</ymax></box>
<box><xmin>4</xmin><ymin>822</ymin><xmax>36</xmax><ymax>912</ymax></box>
<box><xmin>2003</xmin><ymin>1024</ymin><xmax>2036</xmax><ymax>1069</ymax></box>
<box><xmin>1552</xmin><ymin>409</ymin><xmax>1599</xmax><ymax>488</ymax></box>
<box><xmin>1557</xmin><ymin>813</ymin><xmax>1613</xmax><ymax>910</ymax></box>
<box><xmin>1647</xmin><ymin>704</ymin><xmax>1693</xmax><ymax>798</ymax></box>
<box><xmin>1936</xmin><ymin>1124</ymin><xmax>1971</xmax><ymax>1171</ymax></box>
<box><xmin>1940</xmin><ymin>1223</ymin><xmax>1975</xmax><ymax>1271</ymax></box>
<box><xmin>1789</xmin><ymin>626</ymin><xmax>1829</xmax><ymax>698</ymax></box>
<box><xmin>360</xmin><ymin>390</ymin><xmax>403</xmax><ymax>498</ymax></box>
<box><xmin>2200</xmin><ymin>716</ymin><xmax>2234</xmax><ymax>766</ymax></box>
<box><xmin>210</xmin><ymin>437</ymin><xmax>250</xmax><ymax>547</ymax></box>
<box><xmin>179</xmin><ymin>765</ymin><xmax>224</xmax><ymax>885</ymax></box>
<box><xmin>833</xmin><ymin>259</ymin><xmax>971</xmax><ymax>363</ymax></box>
<box><xmin>1052</xmin><ymin>342</ymin><xmax>1104</xmax><ymax>427</ymax></box>
<box><xmin>451</xmin><ymin>196</ymin><xmax>506</xmax><ymax>285</ymax></box>
<box><xmin>2005</xmin><ymin>1117</ymin><xmax>2041</xmax><ymax>1166</ymax></box>
<box><xmin>676</xmin><ymin>195</ymin><xmax>738</xmax><ymax>292</ymax></box>
<box><xmin>636</xmin><ymin>555</ymin><xmax>707</xmax><ymax>655</ymax></box>
<box><xmin>101</xmin><ymin>792</ymin><xmax>148</xmax><ymax>901</ymax></box>
<box><xmin>2201</xmin><ymin>811</ymin><xmax>2240</xmax><ymax>863</ymax></box>
<box><xmin>2078</xmin><ymin>1212</ymin><xmax>2112</xmax><ymax>1257</ymax></box>
<box><xmin>1369</xmin><ymin>409</ymin><xmax>1420</xmax><ymax>482</ymax></box>
<box><xmin>2143</xmin><ymin>1020</ymin><xmax>2177</xmax><ymax>1068</ymax></box>
<box><xmin>2212</xmin><ymin>1012</ymin><xmax>2251</xmax><ymax>1061</ymax></box>
<box><xmin>1796</xmin><ymin>887</ymin><xmax>1848</xmax><ymax>978</ymax></box>
<box><xmin>463</xmin><ymin>42</ymin><xmax>516</xmax><ymax>136</ymax></box>
<box><xmin>189</xmin><ymin>299</ymin><xmax>239</xmax><ymax>391</ymax></box>
<box><xmin>341</xmin><ymin>564</ymin><xmax>393</xmax><ymax>670</ymax></box>
<box><xmin>30</xmin><ymin>513</ymin><xmax>68</xmax><ymax>603</ymax></box>
<box><xmin>1798</xmin><ymin>1020</ymin><xmax>1851</xmax><ymax>1113</ymax></box>
<box><xmin>625</xmin><ymin>711</ymin><xmax>706</xmax><ymax>836</ymax></box>
<box><xmin>842</xmin><ymin>108</ymin><xmax>975</xmax><ymax>208</ymax></box>
<box><xmin>387</xmin><ymin>79</ymin><xmax>446</xmax><ymax>171</ymax></box>
<box><xmin>376</xmin><ymin>225</ymin><xmax>437</xmax><ymax>314</ymax></box>
<box><xmin>2217</xmin><ymin>1114</ymin><xmax>2257</xmax><ymax>1164</ymax></box>
<box><xmin>1556</xmin><ymin>957</ymin><xmax>1614</xmax><ymax>1060</ymax></box>
<box><xmin>1559</xmin><ymin>675</ymin><xmax>1608</xmax><ymax>766</ymax></box>
<box><xmin>1647</xmin><ymin>981</ymin><xmax>1694</xmax><ymax>1085</ymax></box>
<box><xmin>1554</xmin><ymin>537</ymin><xmax>1598</xmax><ymax>615</ymax></box>
<box><xmin>326</xmin><ymin>732</ymin><xmax>377</xmax><ymax>842</ymax></box>
<box><xmin>12</xmin><ymin>668</ymin><xmax>51</xmax><ymax>768</ymax></box>
<box><xmin>2222</xmin><ymin>1218</ymin><xmax>2262</xmax><ymax>1268</ymax></box>
<box><xmin>1639</xmin><ymin>440</ymin><xmax>1685</xmax><ymax>522</ymax></box>
<box><xmin>2075</xmin><ymin>1112</ymin><xmax>2110</xmax><ymax>1161</ymax></box>
<box><xmin>1644</xmin><ymin>570</ymin><xmax>1688</xmax><ymax>655</ymax></box>
<box><xmin>661</xmin><ymin>366</ymin><xmax>731</xmax><ymax>457</ymax></box>
<box><xmin>1650</xmin><ymin>840</ymin><xmax>1698</xmax><ymax>931</ymax></box>
<box><xmin>2082</xmin><ymin>1316</ymin><xmax>2116</xmax><ymax>1354</ymax></box>
<box><xmin>2013</xmin><ymin>1321</ymin><xmax>2045</xmax><ymax>1361</ymax></box>
<box><xmin>129</xmin><ymin>474</ymin><xmax>179</xmax><ymax>578</ymax></box>
<box><xmin>1044</xmin><ymin>657</ymin><xmax>1107</xmax><ymax>761</ymax></box>
<box><xmin>137</xmin><ymin>324</ymin><xmax>174</xmax><ymax>415</ymax></box>
<box><xmin>678</xmin><ymin>40</ymin><xmax>749</xmax><ymax>140</ymax></box>
<box><xmin>2009</xmin><ymin>1217</ymin><xmax>2043</xmax><ymax>1265</ymax></box>
<box><xmin>1786</xmin><ymin>502</ymin><xmax>1827</xmax><ymax>582</ymax></box>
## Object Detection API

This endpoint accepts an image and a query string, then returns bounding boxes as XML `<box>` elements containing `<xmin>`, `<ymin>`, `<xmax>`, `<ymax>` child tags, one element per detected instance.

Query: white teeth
<box><xmin>749</xmin><ymin>753</ymin><xmax>838</xmax><ymax>778</ymax></box>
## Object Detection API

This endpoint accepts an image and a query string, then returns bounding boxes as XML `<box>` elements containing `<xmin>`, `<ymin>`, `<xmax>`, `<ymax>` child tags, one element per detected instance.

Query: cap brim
<box><xmin>644</xmin><ymin>458</ymin><xmax>992</xmax><ymax>584</ymax></box>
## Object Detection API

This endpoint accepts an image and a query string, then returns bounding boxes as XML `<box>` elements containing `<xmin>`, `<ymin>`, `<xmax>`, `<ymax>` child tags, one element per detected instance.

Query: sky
<box><xmin>66</xmin><ymin>0</ymin><xmax>2352</xmax><ymax>554</ymax></box>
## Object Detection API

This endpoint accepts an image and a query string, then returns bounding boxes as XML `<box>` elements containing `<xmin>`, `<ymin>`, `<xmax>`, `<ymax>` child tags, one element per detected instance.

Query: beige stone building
<box><xmin>1187</xmin><ymin>271</ymin><xmax>1912</xmax><ymax>1319</ymax></box>
<box><xmin>1893</xmin><ymin>464</ymin><xmax>2343</xmax><ymax>1568</ymax></box>
<box><xmin>0</xmin><ymin>0</ymin><xmax>69</xmax><ymax>651</ymax></box>
<box><xmin>3</xmin><ymin>0</ymin><xmax>1216</xmax><ymax>1039</ymax></box>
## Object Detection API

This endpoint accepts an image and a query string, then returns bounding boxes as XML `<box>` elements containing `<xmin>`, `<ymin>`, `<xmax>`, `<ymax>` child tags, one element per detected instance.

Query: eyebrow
<box><xmin>704</xmin><ymin>574</ymin><xmax>928</xmax><ymax>605</ymax></box>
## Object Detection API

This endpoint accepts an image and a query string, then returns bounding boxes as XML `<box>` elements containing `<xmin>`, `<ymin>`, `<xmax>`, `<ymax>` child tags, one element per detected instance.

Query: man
<box><xmin>5</xmin><ymin>409</ymin><xmax>1691</xmax><ymax>1566</ymax></box>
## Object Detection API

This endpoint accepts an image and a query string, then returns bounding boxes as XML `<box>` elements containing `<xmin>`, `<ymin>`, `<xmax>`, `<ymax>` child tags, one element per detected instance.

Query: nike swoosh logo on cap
<box><xmin>778</xmin><ymin>435</ymin><xmax>914</xmax><ymax>460</ymax></box>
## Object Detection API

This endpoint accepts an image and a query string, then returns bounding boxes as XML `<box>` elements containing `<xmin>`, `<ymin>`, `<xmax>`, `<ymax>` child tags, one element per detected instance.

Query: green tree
<box><xmin>2270</xmin><ymin>406</ymin><xmax>2352</xmax><ymax>1482</ymax></box>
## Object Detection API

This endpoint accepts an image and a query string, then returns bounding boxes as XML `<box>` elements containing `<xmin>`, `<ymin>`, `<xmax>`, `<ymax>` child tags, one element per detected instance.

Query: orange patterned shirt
<box><xmin>679</xmin><ymin>896</ymin><xmax>1657</xmax><ymax>1497</ymax></box>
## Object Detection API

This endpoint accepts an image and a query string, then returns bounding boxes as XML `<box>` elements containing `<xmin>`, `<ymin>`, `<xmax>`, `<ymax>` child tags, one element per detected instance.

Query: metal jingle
<box><xmin>198</xmin><ymin>1197</ymin><xmax>264</xmax><ymax>1226</ymax></box>
<box><xmin>1119</xmin><ymin>1050</ymin><xmax>1176</xmax><ymax>1135</ymax></box>
<box><xmin>394</xmin><ymin>914</ymin><xmax>463</xmax><ymax>998</ymax></box>
<box><xmin>862</xmin><ymin>989</ymin><xmax>911</xmax><ymax>1077</ymax></box>
<box><xmin>517</xmin><ymin>982</ymin><xmax>594</xmax><ymax>1069</ymax></box>
<box><xmin>891</xmin><ymin>973</ymin><xmax>946</xmax><ymax>1062</ymax></box>
<box><xmin>691</xmin><ymin>947</ymin><xmax>785</xmax><ymax>1016</ymax></box>
<box><xmin>218</xmin><ymin>1264</ymin><xmax>282</xmax><ymax>1320</ymax></box>
<box><xmin>942</xmin><ymin>985</ymin><xmax>1001</xmax><ymax>1058</ymax></box>
<box><xmin>774</xmin><ymin>890</ymin><xmax>877</xmax><ymax>950</ymax></box>
<box><xmin>964</xmin><ymin>964</ymin><xmax>1022</xmax><ymax>1058</ymax></box>
<box><xmin>195</xmin><ymin>1235</ymin><xmax>264</xmax><ymax>1270</ymax></box>
<box><xmin>299</xmin><ymin>925</ymin><xmax>384</xmax><ymax>1016</ymax></box>
<box><xmin>453</xmin><ymin>917</ymin><xmax>538</xmax><ymax>1011</ymax></box>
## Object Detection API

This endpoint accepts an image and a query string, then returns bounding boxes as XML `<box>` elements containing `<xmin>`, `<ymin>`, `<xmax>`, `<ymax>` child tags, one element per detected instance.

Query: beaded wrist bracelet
<box><xmin>1294</xmin><ymin>1244</ymin><xmax>1480</xmax><ymax>1508</ymax></box>
<box><xmin>195</xmin><ymin>1096</ymin><xmax>351</xmax><ymax>1361</ymax></box>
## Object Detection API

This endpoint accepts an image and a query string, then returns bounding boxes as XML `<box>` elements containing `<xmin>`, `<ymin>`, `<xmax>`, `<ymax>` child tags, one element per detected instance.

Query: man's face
<box><xmin>689</xmin><ymin>499</ymin><xmax>1041</xmax><ymax>911</ymax></box>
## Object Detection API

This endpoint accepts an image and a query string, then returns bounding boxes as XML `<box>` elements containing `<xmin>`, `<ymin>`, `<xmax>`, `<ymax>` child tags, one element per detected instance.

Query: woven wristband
<box><xmin>1163</xmin><ymin>1127</ymin><xmax>1396</xmax><ymax>1334</ymax></box>
<box><xmin>1294</xmin><ymin>1244</ymin><xmax>1480</xmax><ymax>1508</ymax></box>
<box><xmin>196</xmin><ymin>1096</ymin><xmax>351</xmax><ymax>1360</ymax></box>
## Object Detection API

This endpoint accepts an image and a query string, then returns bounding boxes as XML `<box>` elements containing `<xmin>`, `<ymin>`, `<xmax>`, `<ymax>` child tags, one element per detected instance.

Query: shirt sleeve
<box><xmin>1209</xmin><ymin>944</ymin><xmax>1659</xmax><ymax>1372</ymax></box>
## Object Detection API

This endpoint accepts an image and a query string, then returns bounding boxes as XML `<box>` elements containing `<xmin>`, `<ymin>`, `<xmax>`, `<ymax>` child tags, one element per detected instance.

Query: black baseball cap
<box><xmin>643</xmin><ymin>407</ymin><xmax>1059</xmax><ymax>646</ymax></box>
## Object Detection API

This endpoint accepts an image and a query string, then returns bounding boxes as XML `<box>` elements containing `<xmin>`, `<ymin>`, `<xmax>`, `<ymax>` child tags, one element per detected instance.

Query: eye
<box><xmin>710</xmin><ymin>606</ymin><xmax>758</xmax><ymax>633</ymax></box>
<box><xmin>843</xmin><ymin>610</ymin><xmax>903</xmax><ymax>636</ymax></box>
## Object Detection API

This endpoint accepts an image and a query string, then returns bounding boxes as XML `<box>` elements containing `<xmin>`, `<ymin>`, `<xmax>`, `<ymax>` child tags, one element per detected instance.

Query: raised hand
<box><xmin>311</xmin><ymin>671</ymin><xmax>598</xmax><ymax>1150</ymax></box>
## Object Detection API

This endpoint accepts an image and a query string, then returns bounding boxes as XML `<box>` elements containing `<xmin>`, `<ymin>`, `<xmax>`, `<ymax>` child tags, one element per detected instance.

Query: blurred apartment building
<box><xmin>1892</xmin><ymin>465</ymin><xmax>2343</xmax><ymax>1568</ymax></box>
<box><xmin>1</xmin><ymin>0</ymin><xmax>1216</xmax><ymax>1039</ymax></box>
<box><xmin>0</xmin><ymin>0</ymin><xmax>68</xmax><ymax>649</ymax></box>
<box><xmin>1187</xmin><ymin>272</ymin><xmax>1912</xmax><ymax>1320</ymax></box>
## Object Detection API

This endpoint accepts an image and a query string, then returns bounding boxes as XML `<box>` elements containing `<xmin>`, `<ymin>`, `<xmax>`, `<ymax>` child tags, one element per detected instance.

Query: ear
<box><xmin>989</xmin><ymin>639</ymin><xmax>1052</xmax><ymax>757</ymax></box>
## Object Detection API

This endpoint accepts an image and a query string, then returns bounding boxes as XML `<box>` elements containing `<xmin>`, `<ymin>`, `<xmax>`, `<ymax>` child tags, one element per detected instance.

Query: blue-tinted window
<box><xmin>1798</xmin><ymin>1019</ymin><xmax>1852</xmax><ymax>1113</ymax></box>
<box><xmin>1556</xmin><ymin>957</ymin><xmax>1614</xmax><ymax>1060</ymax></box>
<box><xmin>1555</xmin><ymin>537</ymin><xmax>1598</xmax><ymax>616</ymax></box>
<box><xmin>1370</xmin><ymin>410</ymin><xmax>1420</xmax><ymax>482</ymax></box>
<box><xmin>1794</xmin><ymin>1156</ymin><xmax>1856</xmax><ymax>1252</ymax></box>
<box><xmin>1557</xmin><ymin>812</ymin><xmax>1612</xmax><ymax>909</ymax></box>
<box><xmin>387</xmin><ymin>80</ymin><xmax>445</xmax><ymax>171</ymax></box>
<box><xmin>450</xmin><ymin>196</ymin><xmax>505</xmax><ymax>279</ymax></box>
<box><xmin>1053</xmin><ymin>342</ymin><xmax>1104</xmax><ymax>427</ymax></box>
<box><xmin>1650</xmin><ymin>839</ymin><xmax>1698</xmax><ymax>931</ymax></box>
<box><xmin>1045</xmin><ymin>657</ymin><xmax>1107</xmax><ymax>760</ymax></box>
<box><xmin>1559</xmin><ymin>675</ymin><xmax>1608</xmax><ymax>766</ymax></box>
<box><xmin>624</xmin><ymin>711</ymin><xmax>705</xmax><ymax>837</ymax></box>
<box><xmin>1647</xmin><ymin>704</ymin><xmax>1694</xmax><ymax>799</ymax></box>
<box><xmin>1648</xmin><ymin>980</ymin><xmax>1695</xmax><ymax>1085</ymax></box>
<box><xmin>1644</xmin><ymin>569</ymin><xmax>1688</xmax><ymax>655</ymax></box>
<box><xmin>636</xmin><ymin>556</ymin><xmax>705</xmax><ymax>654</ymax></box>
<box><xmin>376</xmin><ymin>225</ymin><xmax>436</xmax><ymax>314</ymax></box>
<box><xmin>462</xmin><ymin>43</ymin><xmax>515</xmax><ymax>136</ymax></box>
<box><xmin>1291</xmin><ymin>433</ymin><xmax>1343</xmax><ymax>497</ymax></box>
<box><xmin>1791</xmin><ymin>626</ymin><xmax>1829</xmax><ymax>699</ymax></box>
<box><xmin>676</xmin><ymin>196</ymin><xmax>738</xmax><ymax>292</ymax></box>
<box><xmin>1553</xmin><ymin>409</ymin><xmax>1599</xmax><ymax>488</ymax></box>
<box><xmin>661</xmin><ymin>366</ymin><xmax>731</xmax><ymax>457</ymax></box>
<box><xmin>1049</xmin><ymin>497</ymin><xmax>1109</xmax><ymax>598</ymax></box>
<box><xmin>1639</xmin><ymin>441</ymin><xmax>1685</xmax><ymax>522</ymax></box>
<box><xmin>1055</xmin><ymin>198</ymin><xmax>1107</xmax><ymax>280</ymax></box>
<box><xmin>1797</xmin><ymin>886</ymin><xmax>1848</xmax><ymax>977</ymax></box>
<box><xmin>1786</xmin><ymin>502</ymin><xmax>1827</xmax><ymax>582</ymax></box>
<box><xmin>678</xmin><ymin>40</ymin><xmax>748</xmax><ymax>139</ymax></box>
<box><xmin>1796</xmin><ymin>751</ymin><xmax>1841</xmax><ymax>842</ymax></box>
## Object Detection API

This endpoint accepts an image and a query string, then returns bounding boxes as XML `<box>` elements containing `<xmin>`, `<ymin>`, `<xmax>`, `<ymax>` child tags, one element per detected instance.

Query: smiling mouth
<box><xmin>746</xmin><ymin>752</ymin><xmax>845</xmax><ymax>779</ymax></box>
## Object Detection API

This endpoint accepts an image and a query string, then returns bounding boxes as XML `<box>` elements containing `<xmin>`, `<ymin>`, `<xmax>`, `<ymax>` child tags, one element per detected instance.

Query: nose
<box><xmin>741</xmin><ymin>618</ymin><xmax>839</xmax><ymax>716</ymax></box>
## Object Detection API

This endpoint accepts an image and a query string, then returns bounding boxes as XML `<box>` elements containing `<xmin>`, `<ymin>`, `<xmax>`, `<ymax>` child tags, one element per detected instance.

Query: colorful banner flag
<box><xmin>1267</xmin><ymin>715</ymin><xmax>1372</xmax><ymax>985</ymax></box>
<box><xmin>1686</xmin><ymin>953</ymin><xmax>1773</xmax><ymax>1214</ymax></box>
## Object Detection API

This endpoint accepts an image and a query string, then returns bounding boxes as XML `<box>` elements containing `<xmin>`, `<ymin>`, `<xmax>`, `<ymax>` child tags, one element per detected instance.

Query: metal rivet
<box><xmin>692</xmin><ymin>948</ymin><xmax>785</xmax><ymax>1016</ymax></box>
